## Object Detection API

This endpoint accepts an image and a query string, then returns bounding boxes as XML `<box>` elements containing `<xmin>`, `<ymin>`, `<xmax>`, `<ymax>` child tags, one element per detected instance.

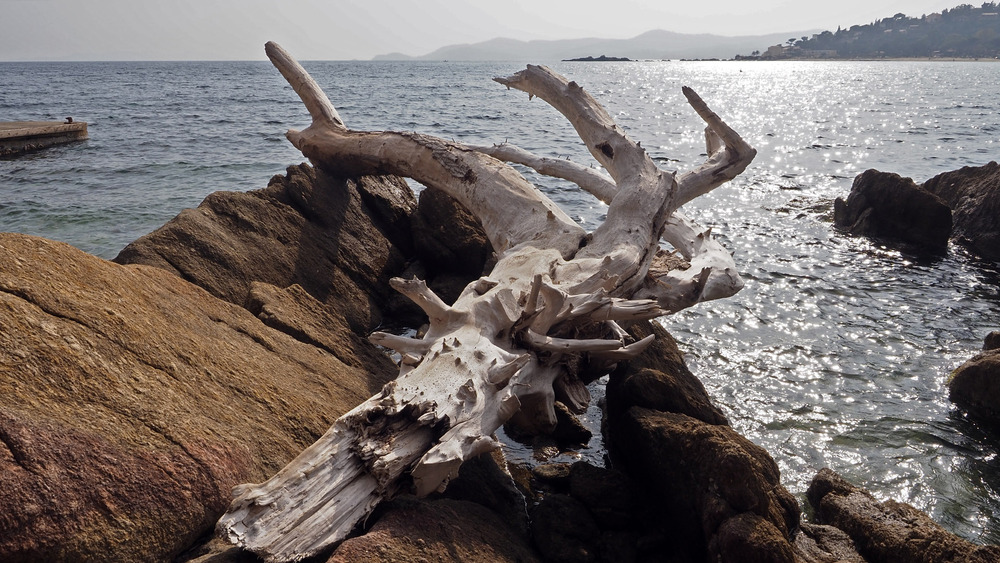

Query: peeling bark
<box><xmin>217</xmin><ymin>42</ymin><xmax>756</xmax><ymax>562</ymax></box>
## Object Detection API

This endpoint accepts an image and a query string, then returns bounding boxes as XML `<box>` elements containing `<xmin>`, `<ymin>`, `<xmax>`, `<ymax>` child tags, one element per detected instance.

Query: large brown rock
<box><xmin>0</xmin><ymin>233</ymin><xmax>395</xmax><ymax>562</ymax></box>
<box><xmin>327</xmin><ymin>497</ymin><xmax>541</xmax><ymax>563</ymax></box>
<box><xmin>607</xmin><ymin>321</ymin><xmax>728</xmax><ymax>427</ymax></box>
<box><xmin>807</xmin><ymin>468</ymin><xmax>1000</xmax><ymax>563</ymax></box>
<box><xmin>114</xmin><ymin>164</ymin><xmax>417</xmax><ymax>333</ymax></box>
<box><xmin>793</xmin><ymin>523</ymin><xmax>865</xmax><ymax>563</ymax></box>
<box><xmin>834</xmin><ymin>169</ymin><xmax>952</xmax><ymax>252</ymax></box>
<box><xmin>985</xmin><ymin>331</ymin><xmax>1000</xmax><ymax>352</ymax></box>
<box><xmin>603</xmin><ymin>321</ymin><xmax>798</xmax><ymax>561</ymax></box>
<box><xmin>411</xmin><ymin>187</ymin><xmax>493</xmax><ymax>278</ymax></box>
<box><xmin>948</xmin><ymin>339</ymin><xmax>1000</xmax><ymax>424</ymax></box>
<box><xmin>613</xmin><ymin>407</ymin><xmax>800</xmax><ymax>563</ymax></box>
<box><xmin>922</xmin><ymin>161</ymin><xmax>1000</xmax><ymax>261</ymax></box>
<box><xmin>530</xmin><ymin>494</ymin><xmax>603</xmax><ymax>563</ymax></box>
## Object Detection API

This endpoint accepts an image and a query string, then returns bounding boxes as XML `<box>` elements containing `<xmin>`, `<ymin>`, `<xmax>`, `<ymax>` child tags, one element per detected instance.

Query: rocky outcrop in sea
<box><xmin>833</xmin><ymin>169</ymin><xmax>952</xmax><ymax>252</ymax></box>
<box><xmin>2</xmin><ymin>163</ymin><xmax>997</xmax><ymax>562</ymax></box>
<box><xmin>922</xmin><ymin>161</ymin><xmax>1000</xmax><ymax>262</ymax></box>
<box><xmin>949</xmin><ymin>331</ymin><xmax>1000</xmax><ymax>427</ymax></box>
<box><xmin>834</xmin><ymin>161</ymin><xmax>1000</xmax><ymax>260</ymax></box>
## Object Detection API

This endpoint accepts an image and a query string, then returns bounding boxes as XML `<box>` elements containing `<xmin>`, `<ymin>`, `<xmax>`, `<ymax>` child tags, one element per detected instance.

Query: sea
<box><xmin>2</xmin><ymin>59</ymin><xmax>1000</xmax><ymax>545</ymax></box>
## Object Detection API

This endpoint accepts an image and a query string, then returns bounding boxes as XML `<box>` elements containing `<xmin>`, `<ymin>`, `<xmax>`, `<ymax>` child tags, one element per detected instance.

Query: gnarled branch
<box><xmin>217</xmin><ymin>43</ymin><xmax>756</xmax><ymax>562</ymax></box>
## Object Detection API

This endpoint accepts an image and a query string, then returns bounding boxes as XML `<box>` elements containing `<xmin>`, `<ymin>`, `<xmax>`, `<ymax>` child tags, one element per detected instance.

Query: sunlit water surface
<box><xmin>3</xmin><ymin>59</ymin><xmax>999</xmax><ymax>544</ymax></box>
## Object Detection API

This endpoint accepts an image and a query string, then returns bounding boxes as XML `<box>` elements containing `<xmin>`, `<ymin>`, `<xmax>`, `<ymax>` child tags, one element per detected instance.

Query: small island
<box><xmin>562</xmin><ymin>55</ymin><xmax>632</xmax><ymax>61</ymax></box>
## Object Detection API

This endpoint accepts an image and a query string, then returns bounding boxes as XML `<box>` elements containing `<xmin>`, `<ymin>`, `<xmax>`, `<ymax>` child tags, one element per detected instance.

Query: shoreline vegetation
<box><xmin>736</xmin><ymin>2</ymin><xmax>1000</xmax><ymax>62</ymax></box>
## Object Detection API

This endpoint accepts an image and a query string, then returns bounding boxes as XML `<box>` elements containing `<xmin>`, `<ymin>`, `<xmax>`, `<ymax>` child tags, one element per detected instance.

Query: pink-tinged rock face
<box><xmin>0</xmin><ymin>233</ymin><xmax>396</xmax><ymax>562</ymax></box>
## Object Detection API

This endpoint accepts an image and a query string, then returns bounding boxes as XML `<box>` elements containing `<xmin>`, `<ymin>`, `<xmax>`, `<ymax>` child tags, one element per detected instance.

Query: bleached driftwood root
<box><xmin>217</xmin><ymin>41</ymin><xmax>756</xmax><ymax>562</ymax></box>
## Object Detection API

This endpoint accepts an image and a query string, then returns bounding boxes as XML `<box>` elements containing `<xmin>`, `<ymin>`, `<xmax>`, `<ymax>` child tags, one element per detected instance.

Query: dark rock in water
<box><xmin>552</xmin><ymin>400</ymin><xmax>594</xmax><ymax>445</ymax></box>
<box><xmin>530</xmin><ymin>494</ymin><xmax>602</xmax><ymax>563</ymax></box>
<box><xmin>985</xmin><ymin>331</ymin><xmax>1000</xmax><ymax>352</ymax></box>
<box><xmin>602</xmin><ymin>321</ymin><xmax>800</xmax><ymax>562</ymax></box>
<box><xmin>807</xmin><ymin>468</ymin><xmax>1000</xmax><ymax>563</ymax></box>
<box><xmin>835</xmin><ymin>162</ymin><xmax>1000</xmax><ymax>260</ymax></box>
<box><xmin>569</xmin><ymin>462</ymin><xmax>635</xmax><ymax>530</ymax></box>
<box><xmin>115</xmin><ymin>164</ymin><xmax>417</xmax><ymax>333</ymax></box>
<box><xmin>922</xmin><ymin>161</ymin><xmax>1000</xmax><ymax>261</ymax></box>
<box><xmin>793</xmin><ymin>523</ymin><xmax>865</xmax><ymax>562</ymax></box>
<box><xmin>612</xmin><ymin>407</ymin><xmax>800</xmax><ymax>563</ymax></box>
<box><xmin>834</xmin><ymin>169</ymin><xmax>952</xmax><ymax>252</ymax></box>
<box><xmin>532</xmin><ymin>462</ymin><xmax>573</xmax><ymax>484</ymax></box>
<box><xmin>0</xmin><ymin>233</ymin><xmax>394</xmax><ymax>563</ymax></box>
<box><xmin>948</xmin><ymin>340</ymin><xmax>1000</xmax><ymax>424</ymax></box>
<box><xmin>328</xmin><ymin>497</ymin><xmax>541</xmax><ymax>563</ymax></box>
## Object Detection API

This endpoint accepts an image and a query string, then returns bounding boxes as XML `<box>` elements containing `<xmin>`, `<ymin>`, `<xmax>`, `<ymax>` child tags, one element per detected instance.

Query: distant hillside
<box><xmin>372</xmin><ymin>29</ymin><xmax>819</xmax><ymax>61</ymax></box>
<box><xmin>747</xmin><ymin>2</ymin><xmax>1000</xmax><ymax>59</ymax></box>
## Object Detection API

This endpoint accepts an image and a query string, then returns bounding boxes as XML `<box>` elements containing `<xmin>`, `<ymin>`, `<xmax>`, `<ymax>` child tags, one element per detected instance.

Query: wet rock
<box><xmin>530</xmin><ymin>494</ymin><xmax>602</xmax><ymax>563</ymax></box>
<box><xmin>115</xmin><ymin>164</ymin><xmax>417</xmax><ymax>333</ymax></box>
<box><xmin>532</xmin><ymin>462</ymin><xmax>573</xmax><ymax>485</ymax></box>
<box><xmin>985</xmin><ymin>331</ymin><xmax>1000</xmax><ymax>351</ymax></box>
<box><xmin>552</xmin><ymin>400</ymin><xmax>594</xmax><ymax>446</ymax></box>
<box><xmin>793</xmin><ymin>523</ymin><xmax>865</xmax><ymax>563</ymax></box>
<box><xmin>328</xmin><ymin>497</ymin><xmax>541</xmax><ymax>563</ymax></box>
<box><xmin>709</xmin><ymin>513</ymin><xmax>796</xmax><ymax>563</ymax></box>
<box><xmin>807</xmin><ymin>468</ymin><xmax>1000</xmax><ymax>563</ymax></box>
<box><xmin>612</xmin><ymin>407</ymin><xmax>800</xmax><ymax>563</ymax></box>
<box><xmin>834</xmin><ymin>169</ymin><xmax>952</xmax><ymax>252</ymax></box>
<box><xmin>922</xmin><ymin>161</ymin><xmax>1000</xmax><ymax>261</ymax></box>
<box><xmin>569</xmin><ymin>462</ymin><xmax>634</xmax><ymax>530</ymax></box>
<box><xmin>948</xmin><ymin>342</ymin><xmax>1000</xmax><ymax>423</ymax></box>
<box><xmin>0</xmin><ymin>234</ymin><xmax>394</xmax><ymax>563</ymax></box>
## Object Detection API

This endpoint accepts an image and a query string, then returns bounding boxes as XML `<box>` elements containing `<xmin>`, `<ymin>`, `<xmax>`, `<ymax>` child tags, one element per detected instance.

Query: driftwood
<box><xmin>217</xmin><ymin>41</ymin><xmax>756</xmax><ymax>562</ymax></box>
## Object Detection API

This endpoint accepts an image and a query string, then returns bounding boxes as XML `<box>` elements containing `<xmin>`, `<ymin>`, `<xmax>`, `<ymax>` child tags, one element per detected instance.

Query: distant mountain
<box><xmin>372</xmin><ymin>29</ymin><xmax>820</xmax><ymax>61</ymax></box>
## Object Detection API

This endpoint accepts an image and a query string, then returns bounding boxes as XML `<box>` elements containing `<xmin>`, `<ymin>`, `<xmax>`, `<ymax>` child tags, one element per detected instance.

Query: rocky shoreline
<box><xmin>2</xmin><ymin>163</ymin><xmax>998</xmax><ymax>562</ymax></box>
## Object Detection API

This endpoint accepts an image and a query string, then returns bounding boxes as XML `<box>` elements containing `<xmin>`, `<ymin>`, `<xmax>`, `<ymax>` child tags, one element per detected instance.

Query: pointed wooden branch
<box><xmin>674</xmin><ymin>86</ymin><xmax>757</xmax><ymax>206</ymax></box>
<box><xmin>264</xmin><ymin>42</ymin><xmax>344</xmax><ymax>129</ymax></box>
<box><xmin>388</xmin><ymin>277</ymin><xmax>454</xmax><ymax>326</ymax></box>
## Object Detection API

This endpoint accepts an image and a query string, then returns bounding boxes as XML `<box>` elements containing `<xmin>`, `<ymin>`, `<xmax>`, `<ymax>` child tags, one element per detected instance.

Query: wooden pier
<box><xmin>0</xmin><ymin>120</ymin><xmax>89</xmax><ymax>156</ymax></box>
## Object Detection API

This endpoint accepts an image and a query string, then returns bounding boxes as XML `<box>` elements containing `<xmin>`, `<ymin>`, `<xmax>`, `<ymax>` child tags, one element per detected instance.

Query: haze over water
<box><xmin>2</xmin><ymin>59</ymin><xmax>999</xmax><ymax>544</ymax></box>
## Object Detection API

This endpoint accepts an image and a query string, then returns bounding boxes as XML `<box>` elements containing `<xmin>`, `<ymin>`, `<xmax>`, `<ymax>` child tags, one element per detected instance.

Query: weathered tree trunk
<box><xmin>217</xmin><ymin>41</ymin><xmax>756</xmax><ymax>562</ymax></box>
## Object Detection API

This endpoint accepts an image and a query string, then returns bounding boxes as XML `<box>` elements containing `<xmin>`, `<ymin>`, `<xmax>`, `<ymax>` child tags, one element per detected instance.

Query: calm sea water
<box><xmin>3</xmin><ymin>59</ymin><xmax>1000</xmax><ymax>544</ymax></box>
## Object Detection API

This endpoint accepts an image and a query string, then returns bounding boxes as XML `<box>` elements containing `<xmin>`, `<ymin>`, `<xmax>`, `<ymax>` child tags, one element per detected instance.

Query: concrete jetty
<box><xmin>0</xmin><ymin>120</ymin><xmax>89</xmax><ymax>156</ymax></box>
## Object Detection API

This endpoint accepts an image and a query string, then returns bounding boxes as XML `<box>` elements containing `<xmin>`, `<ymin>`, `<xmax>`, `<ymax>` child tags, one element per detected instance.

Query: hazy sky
<box><xmin>0</xmin><ymin>0</ymin><xmax>966</xmax><ymax>61</ymax></box>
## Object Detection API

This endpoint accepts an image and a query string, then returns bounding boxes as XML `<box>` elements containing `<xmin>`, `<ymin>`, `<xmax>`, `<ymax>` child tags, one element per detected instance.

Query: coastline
<box><xmin>735</xmin><ymin>56</ymin><xmax>1000</xmax><ymax>62</ymax></box>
